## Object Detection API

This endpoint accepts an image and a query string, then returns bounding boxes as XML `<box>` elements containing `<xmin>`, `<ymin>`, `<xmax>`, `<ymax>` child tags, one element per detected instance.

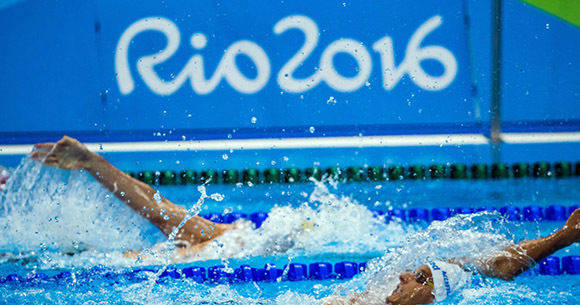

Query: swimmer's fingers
<box><xmin>29</xmin><ymin>151</ymin><xmax>49</xmax><ymax>161</ymax></box>
<box><xmin>33</xmin><ymin>143</ymin><xmax>56</xmax><ymax>151</ymax></box>
<box><xmin>42</xmin><ymin>156</ymin><xmax>60</xmax><ymax>167</ymax></box>
<box><xmin>29</xmin><ymin>151</ymin><xmax>59</xmax><ymax>167</ymax></box>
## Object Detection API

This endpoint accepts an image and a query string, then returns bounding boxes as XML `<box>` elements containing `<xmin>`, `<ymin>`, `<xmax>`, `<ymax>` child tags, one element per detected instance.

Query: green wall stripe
<box><xmin>521</xmin><ymin>0</ymin><xmax>580</xmax><ymax>28</ymax></box>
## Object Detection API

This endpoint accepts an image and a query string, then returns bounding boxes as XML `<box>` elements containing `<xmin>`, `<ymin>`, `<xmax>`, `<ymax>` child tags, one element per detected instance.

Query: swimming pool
<box><xmin>0</xmin><ymin>157</ymin><xmax>579</xmax><ymax>304</ymax></box>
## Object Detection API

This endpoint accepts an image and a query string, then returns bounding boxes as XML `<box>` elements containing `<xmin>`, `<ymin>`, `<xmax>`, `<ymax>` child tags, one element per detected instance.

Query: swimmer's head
<box><xmin>386</xmin><ymin>265</ymin><xmax>435</xmax><ymax>305</ymax></box>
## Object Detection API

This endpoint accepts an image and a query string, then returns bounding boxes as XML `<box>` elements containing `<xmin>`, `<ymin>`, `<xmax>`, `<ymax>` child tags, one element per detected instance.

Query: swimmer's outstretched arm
<box><xmin>30</xmin><ymin>136</ymin><xmax>230</xmax><ymax>245</ymax></box>
<box><xmin>456</xmin><ymin>208</ymin><xmax>579</xmax><ymax>280</ymax></box>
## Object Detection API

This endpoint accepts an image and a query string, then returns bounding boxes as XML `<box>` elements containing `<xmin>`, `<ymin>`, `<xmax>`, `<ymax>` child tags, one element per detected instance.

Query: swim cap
<box><xmin>427</xmin><ymin>261</ymin><xmax>473</xmax><ymax>302</ymax></box>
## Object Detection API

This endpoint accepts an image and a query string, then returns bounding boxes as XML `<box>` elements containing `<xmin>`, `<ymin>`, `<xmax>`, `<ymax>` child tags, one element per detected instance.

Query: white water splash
<box><xmin>190</xmin><ymin>178</ymin><xmax>411</xmax><ymax>261</ymax></box>
<box><xmin>0</xmin><ymin>157</ymin><xmax>413</xmax><ymax>268</ymax></box>
<box><xmin>0</xmin><ymin>157</ymin><xmax>160</xmax><ymax>255</ymax></box>
<box><xmin>330</xmin><ymin>212</ymin><xmax>521</xmax><ymax>304</ymax></box>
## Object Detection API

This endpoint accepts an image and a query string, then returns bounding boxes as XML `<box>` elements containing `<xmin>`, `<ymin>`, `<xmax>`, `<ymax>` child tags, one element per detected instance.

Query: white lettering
<box><xmin>115</xmin><ymin>15</ymin><xmax>458</xmax><ymax>96</ymax></box>
<box><xmin>273</xmin><ymin>15</ymin><xmax>322</xmax><ymax>93</ymax></box>
<box><xmin>275</xmin><ymin>16</ymin><xmax>372</xmax><ymax>92</ymax></box>
<box><xmin>115</xmin><ymin>17</ymin><xmax>270</xmax><ymax>96</ymax></box>
<box><xmin>372</xmin><ymin>16</ymin><xmax>457</xmax><ymax>91</ymax></box>
<box><xmin>115</xmin><ymin>17</ymin><xmax>181</xmax><ymax>95</ymax></box>
<box><xmin>319</xmin><ymin>39</ymin><xmax>372</xmax><ymax>92</ymax></box>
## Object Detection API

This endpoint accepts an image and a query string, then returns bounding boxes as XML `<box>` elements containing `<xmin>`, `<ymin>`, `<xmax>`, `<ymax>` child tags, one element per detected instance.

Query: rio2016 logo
<box><xmin>115</xmin><ymin>15</ymin><xmax>457</xmax><ymax>96</ymax></box>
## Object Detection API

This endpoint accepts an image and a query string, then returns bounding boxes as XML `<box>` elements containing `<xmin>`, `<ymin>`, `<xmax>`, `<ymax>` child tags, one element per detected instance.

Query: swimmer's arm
<box><xmin>455</xmin><ymin>209</ymin><xmax>578</xmax><ymax>280</ymax></box>
<box><xmin>30</xmin><ymin>136</ymin><xmax>228</xmax><ymax>245</ymax></box>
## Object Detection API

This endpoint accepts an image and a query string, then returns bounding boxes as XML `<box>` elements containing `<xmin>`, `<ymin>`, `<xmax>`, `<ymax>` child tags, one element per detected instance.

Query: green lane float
<box><xmin>428</xmin><ymin>164</ymin><xmax>446</xmax><ymax>179</ymax></box>
<box><xmin>305</xmin><ymin>167</ymin><xmax>323</xmax><ymax>181</ymax></box>
<box><xmin>200</xmin><ymin>170</ymin><xmax>219</xmax><ymax>184</ymax></box>
<box><xmin>512</xmin><ymin>162</ymin><xmax>529</xmax><ymax>178</ymax></box>
<box><xmin>554</xmin><ymin>162</ymin><xmax>571</xmax><ymax>178</ymax></box>
<box><xmin>491</xmin><ymin>163</ymin><xmax>509</xmax><ymax>179</ymax></box>
<box><xmin>263</xmin><ymin>168</ymin><xmax>281</xmax><ymax>184</ymax></box>
<box><xmin>347</xmin><ymin>166</ymin><xmax>365</xmax><ymax>182</ymax></box>
<box><xmin>284</xmin><ymin>168</ymin><xmax>302</xmax><ymax>183</ymax></box>
<box><xmin>160</xmin><ymin>170</ymin><xmax>177</xmax><ymax>185</ymax></box>
<box><xmin>450</xmin><ymin>164</ymin><xmax>467</xmax><ymax>179</ymax></box>
<box><xmin>243</xmin><ymin>169</ymin><xmax>260</xmax><ymax>184</ymax></box>
<box><xmin>367</xmin><ymin>166</ymin><xmax>385</xmax><ymax>181</ymax></box>
<box><xmin>222</xmin><ymin>169</ymin><xmax>239</xmax><ymax>184</ymax></box>
<box><xmin>471</xmin><ymin>164</ymin><xmax>488</xmax><ymax>179</ymax></box>
<box><xmin>407</xmin><ymin>165</ymin><xmax>425</xmax><ymax>180</ymax></box>
<box><xmin>137</xmin><ymin>171</ymin><xmax>154</xmax><ymax>185</ymax></box>
<box><xmin>325</xmin><ymin>167</ymin><xmax>345</xmax><ymax>181</ymax></box>
<box><xmin>533</xmin><ymin>162</ymin><xmax>551</xmax><ymax>178</ymax></box>
<box><xmin>388</xmin><ymin>166</ymin><xmax>405</xmax><ymax>180</ymax></box>
<box><xmin>180</xmin><ymin>170</ymin><xmax>197</xmax><ymax>185</ymax></box>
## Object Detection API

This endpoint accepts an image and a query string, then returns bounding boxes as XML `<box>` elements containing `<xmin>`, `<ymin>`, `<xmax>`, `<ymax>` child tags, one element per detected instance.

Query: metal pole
<box><xmin>491</xmin><ymin>0</ymin><xmax>503</xmax><ymax>164</ymax></box>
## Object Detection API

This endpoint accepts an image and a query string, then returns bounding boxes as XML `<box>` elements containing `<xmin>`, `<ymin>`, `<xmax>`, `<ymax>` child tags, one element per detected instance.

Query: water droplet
<box><xmin>251</xmin><ymin>117</ymin><xmax>257</xmax><ymax>124</ymax></box>
<box><xmin>210</xmin><ymin>193</ymin><xmax>224</xmax><ymax>201</ymax></box>
<box><xmin>163</xmin><ymin>215</ymin><xmax>170</xmax><ymax>220</ymax></box>
<box><xmin>309</xmin><ymin>126</ymin><xmax>315</xmax><ymax>133</ymax></box>
<box><xmin>222</xmin><ymin>154</ymin><xmax>229</xmax><ymax>160</ymax></box>
<box><xmin>153</xmin><ymin>192</ymin><xmax>162</xmax><ymax>203</ymax></box>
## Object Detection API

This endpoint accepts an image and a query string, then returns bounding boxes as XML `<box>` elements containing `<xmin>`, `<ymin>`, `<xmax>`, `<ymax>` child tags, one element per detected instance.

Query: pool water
<box><xmin>0</xmin><ymin>157</ymin><xmax>579</xmax><ymax>304</ymax></box>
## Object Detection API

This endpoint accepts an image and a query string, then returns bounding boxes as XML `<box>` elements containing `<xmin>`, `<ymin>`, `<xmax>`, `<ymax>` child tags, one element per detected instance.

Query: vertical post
<box><xmin>491</xmin><ymin>0</ymin><xmax>503</xmax><ymax>163</ymax></box>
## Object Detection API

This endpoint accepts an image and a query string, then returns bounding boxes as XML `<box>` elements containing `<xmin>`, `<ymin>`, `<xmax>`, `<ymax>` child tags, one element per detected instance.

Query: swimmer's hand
<box><xmin>30</xmin><ymin>136</ymin><xmax>96</xmax><ymax>170</ymax></box>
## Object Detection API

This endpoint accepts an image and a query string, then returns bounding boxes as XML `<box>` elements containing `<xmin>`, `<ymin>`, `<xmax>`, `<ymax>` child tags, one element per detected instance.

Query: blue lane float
<box><xmin>538</xmin><ymin>257</ymin><xmax>562</xmax><ymax>275</ymax></box>
<box><xmin>309</xmin><ymin>262</ymin><xmax>333</xmax><ymax>280</ymax></box>
<box><xmin>408</xmin><ymin>208</ymin><xmax>429</xmax><ymax>222</ymax></box>
<box><xmin>499</xmin><ymin>206</ymin><xmax>523</xmax><ymax>221</ymax></box>
<box><xmin>287</xmin><ymin>263</ymin><xmax>308</xmax><ymax>281</ymax></box>
<box><xmin>1</xmin><ymin>256</ymin><xmax>578</xmax><ymax>285</ymax></box>
<box><xmin>562</xmin><ymin>256</ymin><xmax>580</xmax><ymax>275</ymax></box>
<box><xmin>545</xmin><ymin>205</ymin><xmax>567</xmax><ymax>221</ymax></box>
<box><xmin>202</xmin><ymin>205</ymin><xmax>578</xmax><ymax>227</ymax></box>
<box><xmin>523</xmin><ymin>206</ymin><xmax>544</xmax><ymax>221</ymax></box>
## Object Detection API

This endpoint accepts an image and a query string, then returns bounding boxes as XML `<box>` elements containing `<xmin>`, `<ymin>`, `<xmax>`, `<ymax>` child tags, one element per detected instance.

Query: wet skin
<box><xmin>386</xmin><ymin>265</ymin><xmax>435</xmax><ymax>305</ymax></box>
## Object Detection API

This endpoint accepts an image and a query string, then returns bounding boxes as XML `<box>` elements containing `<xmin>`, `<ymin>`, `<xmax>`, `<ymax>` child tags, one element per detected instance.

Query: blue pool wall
<box><xmin>0</xmin><ymin>0</ymin><xmax>578</xmax><ymax>166</ymax></box>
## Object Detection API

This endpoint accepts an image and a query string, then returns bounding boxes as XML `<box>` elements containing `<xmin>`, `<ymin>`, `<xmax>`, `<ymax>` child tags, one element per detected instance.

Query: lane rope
<box><xmin>202</xmin><ymin>205</ymin><xmax>579</xmax><ymax>228</ymax></box>
<box><xmin>1</xmin><ymin>256</ymin><xmax>578</xmax><ymax>285</ymax></box>
<box><xmin>121</xmin><ymin>161</ymin><xmax>579</xmax><ymax>186</ymax></box>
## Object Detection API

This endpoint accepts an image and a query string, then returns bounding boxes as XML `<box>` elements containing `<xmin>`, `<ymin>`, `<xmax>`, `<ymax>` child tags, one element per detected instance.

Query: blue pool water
<box><xmin>0</xmin><ymin>157</ymin><xmax>579</xmax><ymax>304</ymax></box>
